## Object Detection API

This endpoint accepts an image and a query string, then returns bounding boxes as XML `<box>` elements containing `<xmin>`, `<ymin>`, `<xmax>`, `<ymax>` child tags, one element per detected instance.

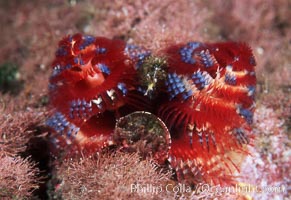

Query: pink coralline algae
<box><xmin>238</xmin><ymin>106</ymin><xmax>289</xmax><ymax>199</ymax></box>
<box><xmin>47</xmin><ymin>33</ymin><xmax>256</xmax><ymax>185</ymax></box>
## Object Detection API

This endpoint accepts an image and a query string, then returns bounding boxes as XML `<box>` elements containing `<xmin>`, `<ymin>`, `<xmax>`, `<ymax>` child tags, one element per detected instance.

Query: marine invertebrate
<box><xmin>159</xmin><ymin>41</ymin><xmax>256</xmax><ymax>185</ymax></box>
<box><xmin>114</xmin><ymin>111</ymin><xmax>171</xmax><ymax>165</ymax></box>
<box><xmin>47</xmin><ymin>34</ymin><xmax>149</xmax><ymax>155</ymax></box>
<box><xmin>47</xmin><ymin>33</ymin><xmax>256</xmax><ymax>185</ymax></box>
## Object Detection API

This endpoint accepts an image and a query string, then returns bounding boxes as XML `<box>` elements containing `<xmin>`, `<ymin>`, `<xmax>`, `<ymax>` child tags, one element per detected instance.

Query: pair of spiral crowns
<box><xmin>47</xmin><ymin>33</ymin><xmax>256</xmax><ymax>185</ymax></box>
